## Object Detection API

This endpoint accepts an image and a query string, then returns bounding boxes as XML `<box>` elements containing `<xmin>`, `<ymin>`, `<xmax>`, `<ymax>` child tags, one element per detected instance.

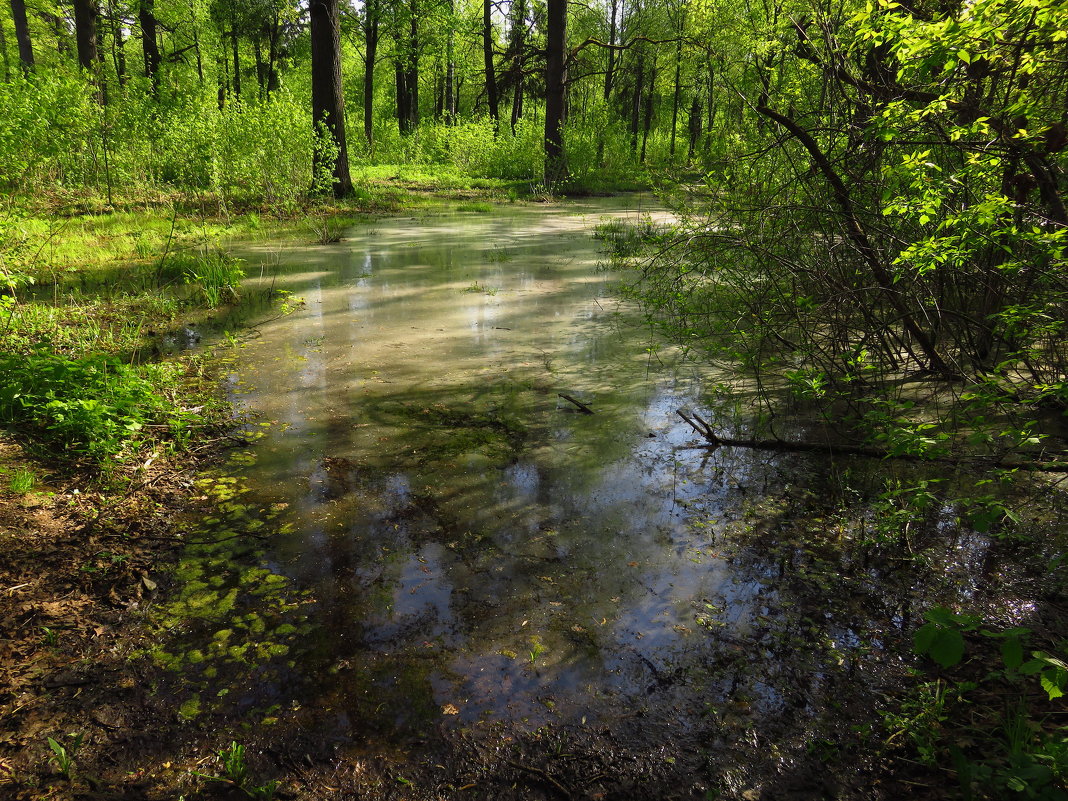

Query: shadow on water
<box><xmin>148</xmin><ymin>198</ymin><xmax>1060</xmax><ymax>798</ymax></box>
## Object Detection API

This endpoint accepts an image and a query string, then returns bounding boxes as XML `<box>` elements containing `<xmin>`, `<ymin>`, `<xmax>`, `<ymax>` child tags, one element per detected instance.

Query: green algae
<box><xmin>135</xmin><ymin>471</ymin><xmax>315</xmax><ymax>725</ymax></box>
<box><xmin>178</xmin><ymin>696</ymin><xmax>202</xmax><ymax>721</ymax></box>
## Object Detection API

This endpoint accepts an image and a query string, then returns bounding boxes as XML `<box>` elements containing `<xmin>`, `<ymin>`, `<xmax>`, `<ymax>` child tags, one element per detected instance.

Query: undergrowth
<box><xmin>0</xmin><ymin>352</ymin><xmax>198</xmax><ymax>466</ymax></box>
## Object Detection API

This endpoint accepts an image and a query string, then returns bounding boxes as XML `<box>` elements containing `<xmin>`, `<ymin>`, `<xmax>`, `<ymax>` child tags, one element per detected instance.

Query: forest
<box><xmin>1</xmin><ymin>0</ymin><xmax>1067</xmax><ymax>798</ymax></box>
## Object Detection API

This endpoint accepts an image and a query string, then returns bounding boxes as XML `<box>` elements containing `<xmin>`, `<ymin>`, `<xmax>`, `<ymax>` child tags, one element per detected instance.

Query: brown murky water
<box><xmin>166</xmin><ymin>199</ymin><xmax>1014</xmax><ymax>795</ymax></box>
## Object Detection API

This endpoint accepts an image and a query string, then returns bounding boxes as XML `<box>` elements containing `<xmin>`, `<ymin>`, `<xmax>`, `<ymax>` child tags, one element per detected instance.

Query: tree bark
<box><xmin>603</xmin><ymin>0</ymin><xmax>617</xmax><ymax>101</ymax></box>
<box><xmin>363</xmin><ymin>0</ymin><xmax>379</xmax><ymax>143</ymax></box>
<box><xmin>544</xmin><ymin>0</ymin><xmax>566</xmax><ymax>180</ymax></box>
<box><xmin>139</xmin><ymin>0</ymin><xmax>160</xmax><ymax>91</ymax></box>
<box><xmin>310</xmin><ymin>0</ymin><xmax>352</xmax><ymax>197</ymax></box>
<box><xmin>0</xmin><ymin>17</ymin><xmax>9</xmax><ymax>81</ymax></box>
<box><xmin>640</xmin><ymin>53</ymin><xmax>656</xmax><ymax>162</ymax></box>
<box><xmin>393</xmin><ymin>3</ymin><xmax>418</xmax><ymax>134</ymax></box>
<box><xmin>629</xmin><ymin>52</ymin><xmax>644</xmax><ymax>154</ymax></box>
<box><xmin>686</xmin><ymin>96</ymin><xmax>701</xmax><ymax>160</ymax></box>
<box><xmin>669</xmin><ymin>40</ymin><xmax>681</xmax><ymax>158</ymax></box>
<box><xmin>231</xmin><ymin>27</ymin><xmax>241</xmax><ymax>99</ymax></box>
<box><xmin>405</xmin><ymin>12</ymin><xmax>418</xmax><ymax>130</ymax></box>
<box><xmin>482</xmin><ymin>0</ymin><xmax>499</xmax><ymax>123</ymax></box>
<box><xmin>74</xmin><ymin>0</ymin><xmax>100</xmax><ymax>72</ymax></box>
<box><xmin>10</xmin><ymin>0</ymin><xmax>34</xmax><ymax>72</ymax></box>
<box><xmin>108</xmin><ymin>1</ymin><xmax>126</xmax><ymax>86</ymax></box>
<box><xmin>266</xmin><ymin>17</ymin><xmax>280</xmax><ymax>93</ymax></box>
<box><xmin>508</xmin><ymin>0</ymin><xmax>525</xmax><ymax>133</ymax></box>
<box><xmin>445</xmin><ymin>0</ymin><xmax>455</xmax><ymax>124</ymax></box>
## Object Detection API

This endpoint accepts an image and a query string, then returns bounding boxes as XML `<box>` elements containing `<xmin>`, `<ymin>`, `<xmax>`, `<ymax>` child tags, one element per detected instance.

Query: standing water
<box><xmin>162</xmin><ymin>198</ymin><xmax>963</xmax><ymax>796</ymax></box>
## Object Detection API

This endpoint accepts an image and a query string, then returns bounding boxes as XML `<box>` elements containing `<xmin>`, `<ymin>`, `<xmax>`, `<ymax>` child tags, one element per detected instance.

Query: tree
<box><xmin>620</xmin><ymin>0</ymin><xmax>1068</xmax><ymax>440</ymax></box>
<box><xmin>544</xmin><ymin>0</ymin><xmax>566</xmax><ymax>180</ymax></box>
<box><xmin>392</xmin><ymin>0</ymin><xmax>420</xmax><ymax>134</ymax></box>
<box><xmin>310</xmin><ymin>0</ymin><xmax>352</xmax><ymax>197</ymax></box>
<box><xmin>10</xmin><ymin>0</ymin><xmax>33</xmax><ymax>72</ymax></box>
<box><xmin>360</xmin><ymin>0</ymin><xmax>382</xmax><ymax>143</ymax></box>
<box><xmin>482</xmin><ymin>0</ymin><xmax>499</xmax><ymax>123</ymax></box>
<box><xmin>74</xmin><ymin>0</ymin><xmax>101</xmax><ymax>72</ymax></box>
<box><xmin>139</xmin><ymin>0</ymin><xmax>161</xmax><ymax>89</ymax></box>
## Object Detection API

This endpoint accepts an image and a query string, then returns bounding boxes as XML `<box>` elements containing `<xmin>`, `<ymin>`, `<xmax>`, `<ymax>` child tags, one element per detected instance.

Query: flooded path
<box><xmin>157</xmin><ymin>198</ymin><xmax>1028</xmax><ymax>797</ymax></box>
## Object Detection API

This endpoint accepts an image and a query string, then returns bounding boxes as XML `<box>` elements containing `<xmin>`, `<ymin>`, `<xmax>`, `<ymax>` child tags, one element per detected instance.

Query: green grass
<box><xmin>5</xmin><ymin>467</ymin><xmax>36</xmax><ymax>494</ymax></box>
<box><xmin>456</xmin><ymin>202</ymin><xmax>494</xmax><ymax>213</ymax></box>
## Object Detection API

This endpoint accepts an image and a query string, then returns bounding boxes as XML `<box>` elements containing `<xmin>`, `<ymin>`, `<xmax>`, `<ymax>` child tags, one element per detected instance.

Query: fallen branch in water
<box><xmin>676</xmin><ymin>409</ymin><xmax>886</xmax><ymax>457</ymax></box>
<box><xmin>559</xmin><ymin>393</ymin><xmax>594</xmax><ymax>414</ymax></box>
<box><xmin>675</xmin><ymin>410</ymin><xmax>1068</xmax><ymax>472</ymax></box>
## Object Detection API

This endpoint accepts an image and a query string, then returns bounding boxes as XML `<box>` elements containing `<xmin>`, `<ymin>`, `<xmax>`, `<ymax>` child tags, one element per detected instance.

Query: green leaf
<box><xmin>1040</xmin><ymin>670</ymin><xmax>1065</xmax><ymax>700</ymax></box>
<box><xmin>1001</xmin><ymin>636</ymin><xmax>1024</xmax><ymax>670</ymax></box>
<box><xmin>923</xmin><ymin>607</ymin><xmax>958</xmax><ymax>627</ymax></box>
<box><xmin>1020</xmin><ymin>658</ymin><xmax>1045</xmax><ymax>675</ymax></box>
<box><xmin>914</xmin><ymin>622</ymin><xmax>938</xmax><ymax>653</ymax></box>
<box><xmin>928</xmin><ymin>628</ymin><xmax>965</xmax><ymax>667</ymax></box>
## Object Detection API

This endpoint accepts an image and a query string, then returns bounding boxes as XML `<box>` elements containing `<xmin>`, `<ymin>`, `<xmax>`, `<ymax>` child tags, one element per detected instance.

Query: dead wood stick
<box><xmin>558</xmin><ymin>393</ymin><xmax>594</xmax><ymax>414</ymax></box>
<box><xmin>675</xmin><ymin>410</ymin><xmax>1068</xmax><ymax>471</ymax></box>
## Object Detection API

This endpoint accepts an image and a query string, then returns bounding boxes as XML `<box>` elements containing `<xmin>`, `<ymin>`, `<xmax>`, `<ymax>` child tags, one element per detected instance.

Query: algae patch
<box><xmin>137</xmin><ymin>475</ymin><xmax>314</xmax><ymax>719</ymax></box>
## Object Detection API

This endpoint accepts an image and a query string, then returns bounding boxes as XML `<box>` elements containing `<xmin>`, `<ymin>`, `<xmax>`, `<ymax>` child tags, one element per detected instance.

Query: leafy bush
<box><xmin>0</xmin><ymin>351</ymin><xmax>194</xmax><ymax>464</ymax></box>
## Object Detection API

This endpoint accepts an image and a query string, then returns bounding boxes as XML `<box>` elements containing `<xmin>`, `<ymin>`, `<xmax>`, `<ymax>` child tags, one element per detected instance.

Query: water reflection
<box><xmin>196</xmin><ymin>200</ymin><xmax>987</xmax><ymax>776</ymax></box>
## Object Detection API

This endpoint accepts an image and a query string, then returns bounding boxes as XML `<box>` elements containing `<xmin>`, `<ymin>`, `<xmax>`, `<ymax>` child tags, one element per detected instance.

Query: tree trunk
<box><xmin>405</xmin><ymin>13</ymin><xmax>418</xmax><ymax>130</ymax></box>
<box><xmin>189</xmin><ymin>0</ymin><xmax>203</xmax><ymax>82</ymax></box>
<box><xmin>511</xmin><ymin>81</ymin><xmax>523</xmax><ymax>133</ymax></box>
<box><xmin>640</xmin><ymin>54</ymin><xmax>656</xmax><ymax>163</ymax></box>
<box><xmin>544</xmin><ymin>0</ymin><xmax>566</xmax><ymax>180</ymax></box>
<box><xmin>395</xmin><ymin>61</ymin><xmax>408</xmax><ymax>131</ymax></box>
<box><xmin>254</xmin><ymin>37</ymin><xmax>265</xmax><ymax>97</ymax></box>
<box><xmin>445</xmin><ymin>0</ymin><xmax>455</xmax><ymax>124</ymax></box>
<box><xmin>266</xmin><ymin>17</ymin><xmax>280</xmax><ymax>93</ymax></box>
<box><xmin>604</xmin><ymin>0</ymin><xmax>618</xmax><ymax>101</ymax></box>
<box><xmin>482</xmin><ymin>0</ymin><xmax>499</xmax><ymax>124</ymax></box>
<box><xmin>310</xmin><ymin>0</ymin><xmax>352</xmax><ymax>197</ymax></box>
<box><xmin>139</xmin><ymin>0</ymin><xmax>160</xmax><ymax>91</ymax></box>
<box><xmin>669</xmin><ymin>42</ymin><xmax>681</xmax><ymax>158</ymax></box>
<box><xmin>363</xmin><ymin>0</ymin><xmax>379</xmax><ymax>143</ymax></box>
<box><xmin>107</xmin><ymin>1</ymin><xmax>126</xmax><ymax>86</ymax></box>
<box><xmin>43</xmin><ymin>12</ymin><xmax>71</xmax><ymax>56</ymax></box>
<box><xmin>630</xmin><ymin>52</ymin><xmax>644</xmax><ymax>154</ymax></box>
<box><xmin>74</xmin><ymin>0</ymin><xmax>100</xmax><ymax>72</ymax></box>
<box><xmin>231</xmin><ymin>27</ymin><xmax>241</xmax><ymax>99</ymax></box>
<box><xmin>10</xmin><ymin>0</ymin><xmax>34</xmax><ymax>72</ymax></box>
<box><xmin>686</xmin><ymin>96</ymin><xmax>701</xmax><ymax>160</ymax></box>
<box><xmin>508</xmin><ymin>0</ymin><xmax>525</xmax><ymax>133</ymax></box>
<box><xmin>0</xmin><ymin>17</ymin><xmax>10</xmax><ymax>81</ymax></box>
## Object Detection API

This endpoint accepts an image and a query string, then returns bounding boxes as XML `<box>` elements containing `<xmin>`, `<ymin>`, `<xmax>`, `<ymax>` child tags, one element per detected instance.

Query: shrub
<box><xmin>0</xmin><ymin>351</ymin><xmax>194</xmax><ymax>464</ymax></box>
